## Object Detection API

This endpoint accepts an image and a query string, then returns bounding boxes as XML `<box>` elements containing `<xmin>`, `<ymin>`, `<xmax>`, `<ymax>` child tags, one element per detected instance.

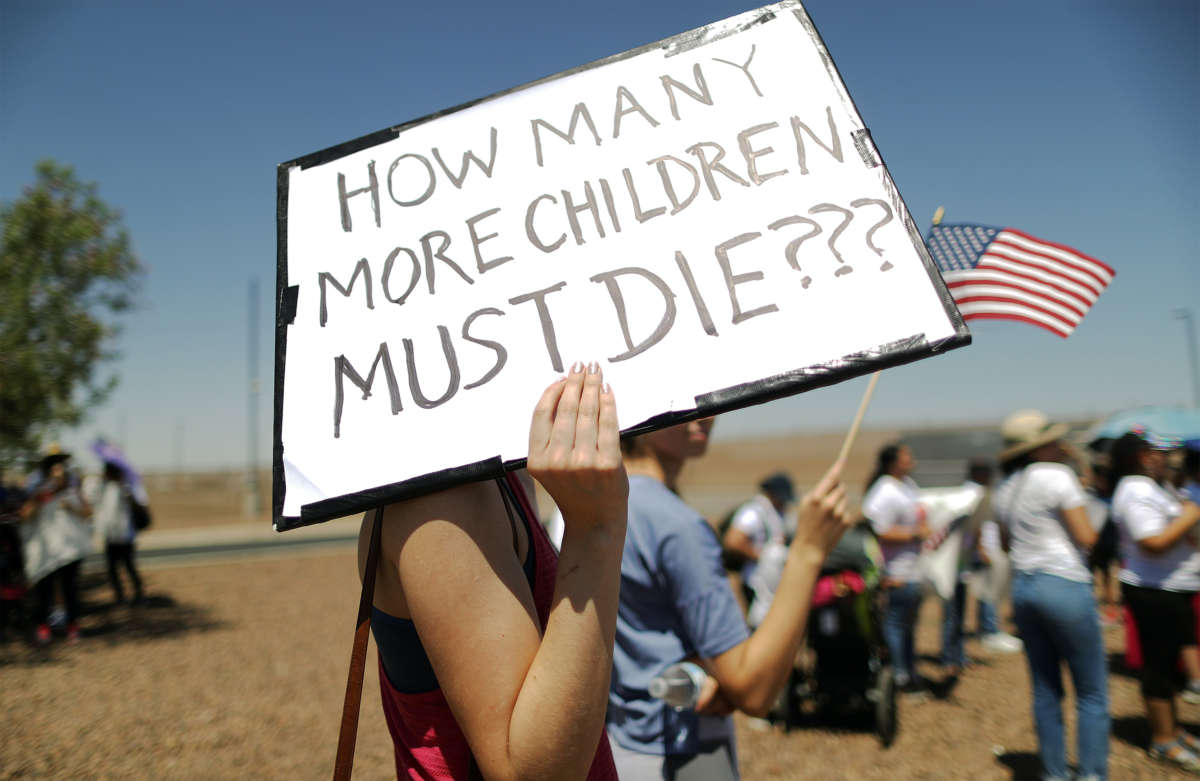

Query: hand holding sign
<box><xmin>527</xmin><ymin>362</ymin><xmax>628</xmax><ymax>533</ymax></box>
<box><xmin>790</xmin><ymin>460</ymin><xmax>853</xmax><ymax>560</ymax></box>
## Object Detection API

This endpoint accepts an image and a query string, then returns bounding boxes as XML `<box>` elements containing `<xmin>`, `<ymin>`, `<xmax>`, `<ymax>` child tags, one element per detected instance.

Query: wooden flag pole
<box><xmin>837</xmin><ymin>370</ymin><xmax>881</xmax><ymax>464</ymax></box>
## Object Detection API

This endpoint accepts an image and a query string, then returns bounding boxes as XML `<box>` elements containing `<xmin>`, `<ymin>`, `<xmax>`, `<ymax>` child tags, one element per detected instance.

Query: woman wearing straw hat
<box><xmin>993</xmin><ymin>410</ymin><xmax>1108</xmax><ymax>781</ymax></box>
<box><xmin>1111</xmin><ymin>429</ymin><xmax>1200</xmax><ymax>773</ymax></box>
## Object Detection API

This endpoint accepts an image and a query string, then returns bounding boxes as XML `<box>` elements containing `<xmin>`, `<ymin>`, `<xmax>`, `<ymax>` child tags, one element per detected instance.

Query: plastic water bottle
<box><xmin>647</xmin><ymin>661</ymin><xmax>707</xmax><ymax>710</ymax></box>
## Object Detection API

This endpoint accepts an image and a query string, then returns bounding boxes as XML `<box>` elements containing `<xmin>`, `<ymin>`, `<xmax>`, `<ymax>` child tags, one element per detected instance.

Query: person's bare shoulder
<box><xmin>359</xmin><ymin>479</ymin><xmax>508</xmax><ymax>554</ymax></box>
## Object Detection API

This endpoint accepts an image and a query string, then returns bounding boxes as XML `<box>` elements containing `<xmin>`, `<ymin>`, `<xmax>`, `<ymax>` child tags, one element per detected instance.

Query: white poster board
<box><xmin>274</xmin><ymin>0</ymin><xmax>969</xmax><ymax>529</ymax></box>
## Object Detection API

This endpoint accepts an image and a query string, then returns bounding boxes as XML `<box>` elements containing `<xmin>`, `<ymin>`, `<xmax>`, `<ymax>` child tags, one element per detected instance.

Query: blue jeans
<box><xmin>941</xmin><ymin>580</ymin><xmax>967</xmax><ymax>667</ymax></box>
<box><xmin>977</xmin><ymin>597</ymin><xmax>999</xmax><ymax>635</ymax></box>
<box><xmin>884</xmin><ymin>580</ymin><xmax>923</xmax><ymax>684</ymax></box>
<box><xmin>1011</xmin><ymin>571</ymin><xmax>1109</xmax><ymax>781</ymax></box>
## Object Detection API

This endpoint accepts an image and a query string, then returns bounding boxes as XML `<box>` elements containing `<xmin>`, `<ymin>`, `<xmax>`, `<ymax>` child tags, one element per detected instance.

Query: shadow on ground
<box><xmin>995</xmin><ymin>750</ymin><xmax>1041</xmax><ymax>780</ymax></box>
<box><xmin>1110</xmin><ymin>714</ymin><xmax>1200</xmax><ymax>752</ymax></box>
<box><xmin>0</xmin><ymin>570</ymin><xmax>226</xmax><ymax>666</ymax></box>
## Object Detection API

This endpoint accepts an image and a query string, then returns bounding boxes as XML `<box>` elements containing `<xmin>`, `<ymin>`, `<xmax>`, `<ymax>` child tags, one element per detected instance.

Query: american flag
<box><xmin>926</xmin><ymin>223</ymin><xmax>1114</xmax><ymax>338</ymax></box>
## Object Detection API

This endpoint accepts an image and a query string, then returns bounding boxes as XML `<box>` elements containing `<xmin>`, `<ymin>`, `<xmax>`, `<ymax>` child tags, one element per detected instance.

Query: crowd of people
<box><xmin>5</xmin><ymin>378</ymin><xmax>1197</xmax><ymax>780</ymax></box>
<box><xmin>350</xmin><ymin>365</ymin><xmax>1200</xmax><ymax>780</ymax></box>
<box><xmin>0</xmin><ymin>447</ymin><xmax>148</xmax><ymax>646</ymax></box>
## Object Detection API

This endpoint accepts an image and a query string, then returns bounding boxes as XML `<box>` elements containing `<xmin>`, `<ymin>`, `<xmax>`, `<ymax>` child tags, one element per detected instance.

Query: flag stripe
<box><xmin>1002</xmin><ymin>228</ymin><xmax>1115</xmax><ymax>280</ymax></box>
<box><xmin>946</xmin><ymin>281</ymin><xmax>1086</xmax><ymax>322</ymax></box>
<box><xmin>993</xmin><ymin>233</ymin><xmax>1112</xmax><ymax>290</ymax></box>
<box><xmin>986</xmin><ymin>241</ymin><xmax>1106</xmax><ymax>297</ymax></box>
<box><xmin>958</xmin><ymin>310</ymin><xmax>1072</xmax><ymax>339</ymax></box>
<box><xmin>946</xmin><ymin>265</ymin><xmax>1093</xmax><ymax>311</ymax></box>
<box><xmin>975</xmin><ymin>254</ymin><xmax>1100</xmax><ymax>304</ymax></box>
<box><xmin>954</xmin><ymin>293</ymin><xmax>1078</xmax><ymax>330</ymax></box>
<box><xmin>957</xmin><ymin>300</ymin><xmax>1075</xmax><ymax>336</ymax></box>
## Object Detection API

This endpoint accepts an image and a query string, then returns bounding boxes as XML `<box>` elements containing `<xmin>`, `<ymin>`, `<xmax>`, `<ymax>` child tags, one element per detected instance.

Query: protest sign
<box><xmin>274</xmin><ymin>0</ymin><xmax>970</xmax><ymax>530</ymax></box>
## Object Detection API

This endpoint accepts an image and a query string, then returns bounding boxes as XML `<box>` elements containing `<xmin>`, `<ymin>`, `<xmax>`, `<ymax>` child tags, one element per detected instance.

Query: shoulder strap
<box><xmin>496</xmin><ymin>477</ymin><xmax>521</xmax><ymax>556</ymax></box>
<box><xmin>332</xmin><ymin>504</ymin><xmax>384</xmax><ymax>781</ymax></box>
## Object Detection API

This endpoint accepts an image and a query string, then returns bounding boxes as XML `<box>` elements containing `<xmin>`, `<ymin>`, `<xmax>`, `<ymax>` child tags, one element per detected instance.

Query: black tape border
<box><xmin>272</xmin><ymin>0</ymin><xmax>971</xmax><ymax>531</ymax></box>
<box><xmin>273</xmin><ymin>164</ymin><xmax>290</xmax><ymax>531</ymax></box>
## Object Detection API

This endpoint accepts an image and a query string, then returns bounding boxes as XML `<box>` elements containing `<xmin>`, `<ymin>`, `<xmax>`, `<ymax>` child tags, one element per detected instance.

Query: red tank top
<box><xmin>376</xmin><ymin>473</ymin><xmax>617</xmax><ymax>780</ymax></box>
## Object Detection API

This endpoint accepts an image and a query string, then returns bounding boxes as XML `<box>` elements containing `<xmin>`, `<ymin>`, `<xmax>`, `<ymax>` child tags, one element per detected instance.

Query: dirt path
<box><xmin>1</xmin><ymin>548</ymin><xmax>1193</xmax><ymax>779</ymax></box>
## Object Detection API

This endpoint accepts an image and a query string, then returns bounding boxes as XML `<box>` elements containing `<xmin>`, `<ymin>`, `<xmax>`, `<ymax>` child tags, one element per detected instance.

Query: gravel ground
<box><xmin>2</xmin><ymin>546</ymin><xmax>1196</xmax><ymax>780</ymax></box>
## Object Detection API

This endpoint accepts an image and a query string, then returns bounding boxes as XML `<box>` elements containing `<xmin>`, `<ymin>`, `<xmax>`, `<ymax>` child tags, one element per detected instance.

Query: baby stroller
<box><xmin>787</xmin><ymin>523</ymin><xmax>896</xmax><ymax>747</ymax></box>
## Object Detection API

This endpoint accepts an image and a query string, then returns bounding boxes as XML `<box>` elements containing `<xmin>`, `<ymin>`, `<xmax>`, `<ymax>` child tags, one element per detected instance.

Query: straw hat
<box><xmin>998</xmin><ymin>410</ymin><xmax>1069</xmax><ymax>462</ymax></box>
<box><xmin>38</xmin><ymin>443</ymin><xmax>71</xmax><ymax>473</ymax></box>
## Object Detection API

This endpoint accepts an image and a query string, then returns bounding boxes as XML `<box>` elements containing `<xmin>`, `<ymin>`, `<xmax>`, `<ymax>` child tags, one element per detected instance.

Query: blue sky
<box><xmin>2</xmin><ymin>0</ymin><xmax>1197</xmax><ymax>471</ymax></box>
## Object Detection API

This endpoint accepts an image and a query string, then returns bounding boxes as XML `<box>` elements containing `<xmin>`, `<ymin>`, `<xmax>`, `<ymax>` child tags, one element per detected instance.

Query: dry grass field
<box><xmin>3</xmin><ymin>547</ymin><xmax>1192</xmax><ymax>780</ymax></box>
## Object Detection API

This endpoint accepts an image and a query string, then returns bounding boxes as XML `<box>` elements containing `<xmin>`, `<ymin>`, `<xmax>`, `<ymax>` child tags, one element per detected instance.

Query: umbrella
<box><xmin>91</xmin><ymin>438</ymin><xmax>148</xmax><ymax>503</ymax></box>
<box><xmin>1085</xmin><ymin>406</ymin><xmax>1200</xmax><ymax>444</ymax></box>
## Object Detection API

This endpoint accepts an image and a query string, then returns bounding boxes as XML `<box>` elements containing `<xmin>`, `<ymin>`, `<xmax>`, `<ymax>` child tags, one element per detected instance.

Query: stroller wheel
<box><xmin>874</xmin><ymin>665</ymin><xmax>898</xmax><ymax>748</ymax></box>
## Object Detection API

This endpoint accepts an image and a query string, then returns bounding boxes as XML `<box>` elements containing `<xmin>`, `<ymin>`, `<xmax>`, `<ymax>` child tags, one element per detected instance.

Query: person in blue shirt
<box><xmin>606</xmin><ymin>416</ymin><xmax>851</xmax><ymax>780</ymax></box>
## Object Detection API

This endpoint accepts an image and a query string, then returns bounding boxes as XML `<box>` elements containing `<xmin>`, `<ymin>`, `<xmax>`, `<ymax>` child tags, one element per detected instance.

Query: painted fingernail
<box><xmin>603</xmin><ymin>383</ymin><xmax>612</xmax><ymax>394</ymax></box>
<box><xmin>588</xmin><ymin>361</ymin><xmax>600</xmax><ymax>374</ymax></box>
<box><xmin>571</xmin><ymin>361</ymin><xmax>583</xmax><ymax>374</ymax></box>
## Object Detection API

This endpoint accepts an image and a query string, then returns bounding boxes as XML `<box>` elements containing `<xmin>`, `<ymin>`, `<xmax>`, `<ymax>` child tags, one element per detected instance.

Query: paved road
<box><xmin>82</xmin><ymin>517</ymin><xmax>361</xmax><ymax>571</ymax></box>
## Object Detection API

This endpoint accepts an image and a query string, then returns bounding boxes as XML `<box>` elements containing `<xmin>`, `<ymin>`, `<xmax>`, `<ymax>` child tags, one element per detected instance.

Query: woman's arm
<box><xmin>1137</xmin><ymin>501</ymin><xmax>1200</xmax><ymax>554</ymax></box>
<box><xmin>722</xmin><ymin>526</ymin><xmax>760</xmax><ymax>563</ymax></box>
<box><xmin>703</xmin><ymin>463</ymin><xmax>852</xmax><ymax>716</ymax></box>
<box><xmin>1061</xmin><ymin>504</ymin><xmax>1098</xmax><ymax>549</ymax></box>
<box><xmin>874</xmin><ymin>525</ymin><xmax>924</xmax><ymax>544</ymax></box>
<box><xmin>390</xmin><ymin>363</ymin><xmax>627</xmax><ymax>781</ymax></box>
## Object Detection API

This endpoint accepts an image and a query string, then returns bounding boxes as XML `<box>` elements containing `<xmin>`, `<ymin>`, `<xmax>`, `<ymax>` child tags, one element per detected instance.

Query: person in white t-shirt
<box><xmin>94</xmin><ymin>461</ymin><xmax>144</xmax><ymax>605</ymax></box>
<box><xmin>1111</xmin><ymin>430</ymin><xmax>1200</xmax><ymax>773</ymax></box>
<box><xmin>862</xmin><ymin>443</ymin><xmax>929</xmax><ymax>694</ymax></box>
<box><xmin>992</xmin><ymin>410</ymin><xmax>1107</xmax><ymax>781</ymax></box>
<box><xmin>722</xmin><ymin>473</ymin><xmax>794</xmax><ymax>628</ymax></box>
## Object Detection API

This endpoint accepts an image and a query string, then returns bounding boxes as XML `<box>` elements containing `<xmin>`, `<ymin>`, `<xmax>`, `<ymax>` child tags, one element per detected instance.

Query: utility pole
<box><xmin>245</xmin><ymin>278</ymin><xmax>262</xmax><ymax>516</ymax></box>
<box><xmin>1176</xmin><ymin>308</ymin><xmax>1200</xmax><ymax>408</ymax></box>
<box><xmin>173</xmin><ymin>417</ymin><xmax>184</xmax><ymax>491</ymax></box>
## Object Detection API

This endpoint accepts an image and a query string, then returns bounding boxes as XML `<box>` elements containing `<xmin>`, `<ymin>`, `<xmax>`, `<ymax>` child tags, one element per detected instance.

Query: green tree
<box><xmin>0</xmin><ymin>159</ymin><xmax>144</xmax><ymax>463</ymax></box>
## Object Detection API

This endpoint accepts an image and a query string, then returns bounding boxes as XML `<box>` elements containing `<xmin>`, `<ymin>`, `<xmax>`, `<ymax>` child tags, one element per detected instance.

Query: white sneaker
<box><xmin>981</xmin><ymin>632</ymin><xmax>1023</xmax><ymax>653</ymax></box>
